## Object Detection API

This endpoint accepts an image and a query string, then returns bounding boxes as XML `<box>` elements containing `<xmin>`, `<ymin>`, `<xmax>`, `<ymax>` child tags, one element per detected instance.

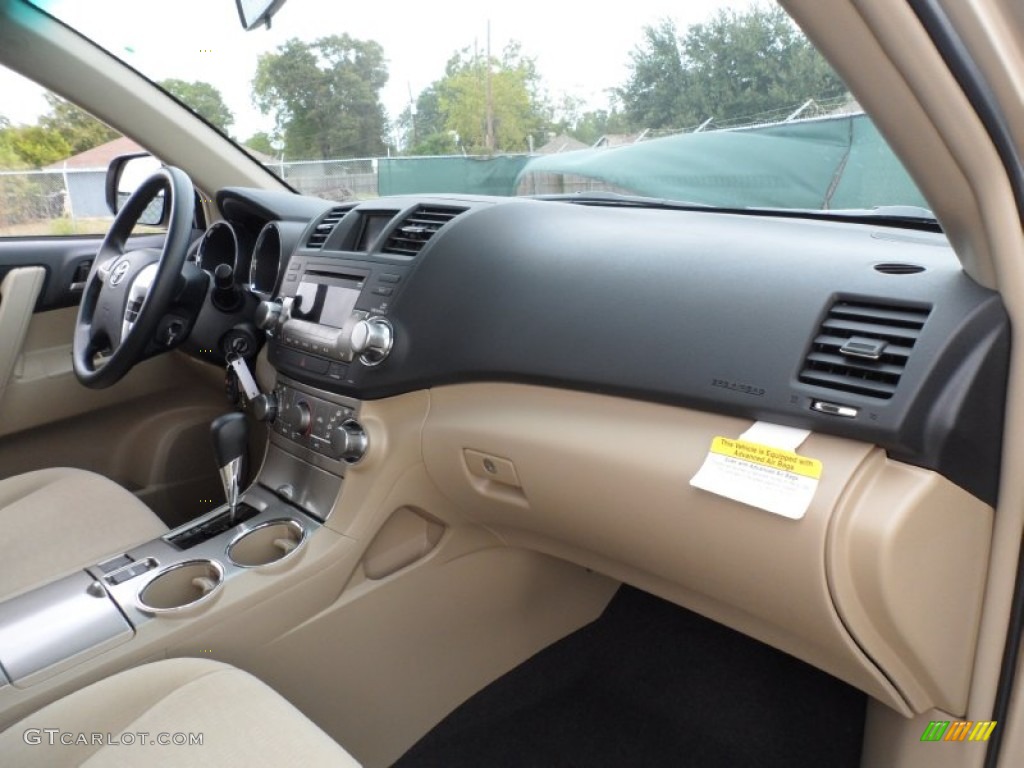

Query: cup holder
<box><xmin>137</xmin><ymin>560</ymin><xmax>224</xmax><ymax>614</ymax></box>
<box><xmin>227</xmin><ymin>519</ymin><xmax>306</xmax><ymax>568</ymax></box>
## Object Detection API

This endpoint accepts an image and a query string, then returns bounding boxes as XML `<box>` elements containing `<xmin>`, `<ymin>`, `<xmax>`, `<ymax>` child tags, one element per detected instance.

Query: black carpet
<box><xmin>395</xmin><ymin>586</ymin><xmax>866</xmax><ymax>768</ymax></box>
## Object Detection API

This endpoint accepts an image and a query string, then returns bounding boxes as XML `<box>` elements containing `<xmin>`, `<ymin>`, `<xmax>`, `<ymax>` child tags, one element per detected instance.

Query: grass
<box><xmin>0</xmin><ymin>217</ymin><xmax>164</xmax><ymax>237</ymax></box>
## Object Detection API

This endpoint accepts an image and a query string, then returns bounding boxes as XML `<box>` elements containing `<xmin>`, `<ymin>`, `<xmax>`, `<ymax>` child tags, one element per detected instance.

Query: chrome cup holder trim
<box><xmin>135</xmin><ymin>559</ymin><xmax>225</xmax><ymax>615</ymax></box>
<box><xmin>225</xmin><ymin>518</ymin><xmax>307</xmax><ymax>569</ymax></box>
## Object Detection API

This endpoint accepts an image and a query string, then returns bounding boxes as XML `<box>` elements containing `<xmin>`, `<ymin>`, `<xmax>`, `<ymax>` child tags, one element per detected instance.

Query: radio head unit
<box><xmin>259</xmin><ymin>259</ymin><xmax>404</xmax><ymax>378</ymax></box>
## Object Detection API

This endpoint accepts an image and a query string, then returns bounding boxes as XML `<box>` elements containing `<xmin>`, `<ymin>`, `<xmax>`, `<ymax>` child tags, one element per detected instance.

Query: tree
<box><xmin>243</xmin><ymin>131</ymin><xmax>278</xmax><ymax>156</ymax></box>
<box><xmin>253</xmin><ymin>35</ymin><xmax>389</xmax><ymax>160</ymax></box>
<box><xmin>618</xmin><ymin>7</ymin><xmax>846</xmax><ymax>131</ymax></box>
<box><xmin>160</xmin><ymin>79</ymin><xmax>234</xmax><ymax>134</ymax></box>
<box><xmin>435</xmin><ymin>43</ymin><xmax>547</xmax><ymax>154</ymax></box>
<box><xmin>549</xmin><ymin>99</ymin><xmax>632</xmax><ymax>146</ymax></box>
<box><xmin>397</xmin><ymin>85</ymin><xmax>456</xmax><ymax>155</ymax></box>
<box><xmin>0</xmin><ymin>124</ymin><xmax>70</xmax><ymax>168</ymax></box>
<box><xmin>39</xmin><ymin>94</ymin><xmax>118</xmax><ymax>155</ymax></box>
<box><xmin>400</xmin><ymin>42</ymin><xmax>548</xmax><ymax>155</ymax></box>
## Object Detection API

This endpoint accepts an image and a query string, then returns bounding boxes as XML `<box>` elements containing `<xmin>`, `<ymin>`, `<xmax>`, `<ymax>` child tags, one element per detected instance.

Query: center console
<box><xmin>0</xmin><ymin>232</ymin><xmax>406</xmax><ymax>696</ymax></box>
<box><xmin>0</xmin><ymin>485</ymin><xmax>318</xmax><ymax>689</ymax></box>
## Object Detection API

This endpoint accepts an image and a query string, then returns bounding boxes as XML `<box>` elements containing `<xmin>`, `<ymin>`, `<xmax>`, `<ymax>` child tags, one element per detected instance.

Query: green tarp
<box><xmin>379</xmin><ymin>155</ymin><xmax>532</xmax><ymax>197</ymax></box>
<box><xmin>516</xmin><ymin>114</ymin><xmax>927</xmax><ymax>210</ymax></box>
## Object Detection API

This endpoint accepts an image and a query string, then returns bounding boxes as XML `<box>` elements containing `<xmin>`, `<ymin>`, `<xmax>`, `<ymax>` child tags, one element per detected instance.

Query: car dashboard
<box><xmin>196</xmin><ymin>185</ymin><xmax>1007</xmax><ymax>720</ymax></box>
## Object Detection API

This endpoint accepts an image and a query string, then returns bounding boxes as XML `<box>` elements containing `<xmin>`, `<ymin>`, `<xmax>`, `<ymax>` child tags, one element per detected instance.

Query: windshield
<box><xmin>13</xmin><ymin>0</ymin><xmax>928</xmax><ymax>211</ymax></box>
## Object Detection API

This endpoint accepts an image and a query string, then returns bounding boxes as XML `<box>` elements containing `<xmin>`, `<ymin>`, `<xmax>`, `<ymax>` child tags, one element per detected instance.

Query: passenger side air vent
<box><xmin>382</xmin><ymin>206</ymin><xmax>467</xmax><ymax>256</ymax></box>
<box><xmin>305</xmin><ymin>207</ymin><xmax>350</xmax><ymax>249</ymax></box>
<box><xmin>798</xmin><ymin>300</ymin><xmax>931</xmax><ymax>400</ymax></box>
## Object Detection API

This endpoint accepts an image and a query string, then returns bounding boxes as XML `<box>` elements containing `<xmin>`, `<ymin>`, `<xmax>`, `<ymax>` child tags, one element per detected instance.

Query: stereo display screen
<box><xmin>293</xmin><ymin>275</ymin><xmax>364</xmax><ymax>329</ymax></box>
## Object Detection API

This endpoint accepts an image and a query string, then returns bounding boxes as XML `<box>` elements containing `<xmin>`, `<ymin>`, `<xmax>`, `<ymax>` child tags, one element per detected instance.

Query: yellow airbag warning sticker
<box><xmin>690</xmin><ymin>436</ymin><xmax>823</xmax><ymax>520</ymax></box>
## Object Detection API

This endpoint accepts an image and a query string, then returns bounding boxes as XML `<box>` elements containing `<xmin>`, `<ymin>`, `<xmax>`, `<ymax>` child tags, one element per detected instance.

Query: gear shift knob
<box><xmin>210</xmin><ymin>412</ymin><xmax>248</xmax><ymax>518</ymax></box>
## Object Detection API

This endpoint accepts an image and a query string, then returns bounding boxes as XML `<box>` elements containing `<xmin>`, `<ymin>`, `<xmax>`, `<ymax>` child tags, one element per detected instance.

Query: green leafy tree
<box><xmin>550</xmin><ymin>99</ymin><xmax>632</xmax><ymax>146</ymax></box>
<box><xmin>398</xmin><ymin>85</ymin><xmax>457</xmax><ymax>155</ymax></box>
<box><xmin>243</xmin><ymin>131</ymin><xmax>278</xmax><ymax>156</ymax></box>
<box><xmin>253</xmin><ymin>35</ymin><xmax>389</xmax><ymax>160</ymax></box>
<box><xmin>160</xmin><ymin>79</ymin><xmax>235</xmax><ymax>134</ymax></box>
<box><xmin>618</xmin><ymin>7</ymin><xmax>846</xmax><ymax>131</ymax></box>
<box><xmin>2</xmin><ymin>124</ymin><xmax>70</xmax><ymax>167</ymax></box>
<box><xmin>39</xmin><ymin>94</ymin><xmax>118</xmax><ymax>155</ymax></box>
<box><xmin>433</xmin><ymin>42</ymin><xmax>547</xmax><ymax>154</ymax></box>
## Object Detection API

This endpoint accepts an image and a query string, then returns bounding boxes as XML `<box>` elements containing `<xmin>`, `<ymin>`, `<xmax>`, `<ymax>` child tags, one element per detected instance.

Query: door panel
<box><xmin>0</xmin><ymin>235</ymin><xmax>228</xmax><ymax>527</ymax></box>
<box><xmin>0</xmin><ymin>266</ymin><xmax>45</xmax><ymax>403</ymax></box>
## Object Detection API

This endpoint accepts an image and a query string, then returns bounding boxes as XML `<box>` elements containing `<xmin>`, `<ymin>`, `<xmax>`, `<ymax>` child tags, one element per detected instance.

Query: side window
<box><xmin>0</xmin><ymin>64</ymin><xmax>132</xmax><ymax>237</ymax></box>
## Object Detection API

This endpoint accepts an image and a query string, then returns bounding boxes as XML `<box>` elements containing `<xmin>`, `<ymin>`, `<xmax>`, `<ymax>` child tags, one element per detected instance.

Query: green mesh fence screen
<box><xmin>516</xmin><ymin>114</ymin><xmax>928</xmax><ymax>210</ymax></box>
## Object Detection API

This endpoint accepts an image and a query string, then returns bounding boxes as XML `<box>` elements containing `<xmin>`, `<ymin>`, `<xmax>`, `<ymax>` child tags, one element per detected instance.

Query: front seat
<box><xmin>0</xmin><ymin>658</ymin><xmax>361</xmax><ymax>766</ymax></box>
<box><xmin>0</xmin><ymin>467</ymin><xmax>167</xmax><ymax>603</ymax></box>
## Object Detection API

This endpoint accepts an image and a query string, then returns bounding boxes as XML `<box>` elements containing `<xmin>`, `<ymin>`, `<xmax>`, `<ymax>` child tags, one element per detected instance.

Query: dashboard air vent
<box><xmin>382</xmin><ymin>206</ymin><xmax>467</xmax><ymax>256</ymax></box>
<box><xmin>798</xmin><ymin>300</ymin><xmax>931</xmax><ymax>400</ymax></box>
<box><xmin>306</xmin><ymin>207</ymin><xmax>350</xmax><ymax>249</ymax></box>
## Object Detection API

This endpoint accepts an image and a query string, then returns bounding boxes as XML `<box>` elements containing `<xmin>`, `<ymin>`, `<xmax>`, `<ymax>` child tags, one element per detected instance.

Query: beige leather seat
<box><xmin>0</xmin><ymin>658</ymin><xmax>360</xmax><ymax>766</ymax></box>
<box><xmin>0</xmin><ymin>467</ymin><xmax>167</xmax><ymax>602</ymax></box>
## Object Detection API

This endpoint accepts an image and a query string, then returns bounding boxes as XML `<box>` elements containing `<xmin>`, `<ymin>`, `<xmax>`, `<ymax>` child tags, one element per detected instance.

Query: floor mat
<box><xmin>395</xmin><ymin>585</ymin><xmax>866</xmax><ymax>768</ymax></box>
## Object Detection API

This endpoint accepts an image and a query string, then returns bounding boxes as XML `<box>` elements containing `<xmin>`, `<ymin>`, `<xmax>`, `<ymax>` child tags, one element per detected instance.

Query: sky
<box><xmin>3</xmin><ymin>0</ymin><xmax>747</xmax><ymax>143</ymax></box>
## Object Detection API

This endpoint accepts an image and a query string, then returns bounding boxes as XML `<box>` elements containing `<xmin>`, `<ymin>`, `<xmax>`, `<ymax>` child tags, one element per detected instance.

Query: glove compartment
<box><xmin>422</xmin><ymin>383</ymin><xmax>992</xmax><ymax>716</ymax></box>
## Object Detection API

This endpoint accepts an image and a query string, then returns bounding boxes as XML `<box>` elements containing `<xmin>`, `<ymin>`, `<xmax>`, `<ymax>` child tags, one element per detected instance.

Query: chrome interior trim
<box><xmin>226</xmin><ymin>517</ymin><xmax>308</xmax><ymax>569</ymax></box>
<box><xmin>135</xmin><ymin>558</ymin><xmax>226</xmax><ymax>616</ymax></box>
<box><xmin>0</xmin><ymin>571</ymin><xmax>133</xmax><ymax>685</ymax></box>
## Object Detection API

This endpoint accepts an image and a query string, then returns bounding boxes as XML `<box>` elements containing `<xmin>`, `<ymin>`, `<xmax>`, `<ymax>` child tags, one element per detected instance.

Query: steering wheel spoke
<box><xmin>73</xmin><ymin>166</ymin><xmax>195</xmax><ymax>388</ymax></box>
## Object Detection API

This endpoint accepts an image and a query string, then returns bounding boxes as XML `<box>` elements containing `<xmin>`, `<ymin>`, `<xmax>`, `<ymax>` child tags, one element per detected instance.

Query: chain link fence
<box><xmin>268</xmin><ymin>158</ymin><xmax>378</xmax><ymax>200</ymax></box>
<box><xmin>0</xmin><ymin>168</ymin><xmax>110</xmax><ymax>235</ymax></box>
<box><xmin>0</xmin><ymin>154</ymin><xmax>536</xmax><ymax>235</ymax></box>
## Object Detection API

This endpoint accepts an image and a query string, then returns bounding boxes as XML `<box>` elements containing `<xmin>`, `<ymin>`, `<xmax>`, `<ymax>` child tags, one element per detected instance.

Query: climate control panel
<box><xmin>266</xmin><ymin>382</ymin><xmax>367</xmax><ymax>464</ymax></box>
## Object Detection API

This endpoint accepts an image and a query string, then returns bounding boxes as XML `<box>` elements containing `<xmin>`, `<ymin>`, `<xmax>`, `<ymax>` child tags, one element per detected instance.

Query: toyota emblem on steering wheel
<box><xmin>109</xmin><ymin>260</ymin><xmax>130</xmax><ymax>287</ymax></box>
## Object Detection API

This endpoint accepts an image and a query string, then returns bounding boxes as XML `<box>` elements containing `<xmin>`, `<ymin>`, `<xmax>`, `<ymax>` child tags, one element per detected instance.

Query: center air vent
<box><xmin>306</xmin><ymin>206</ymin><xmax>350</xmax><ymax>249</ymax></box>
<box><xmin>798</xmin><ymin>300</ymin><xmax>931</xmax><ymax>400</ymax></box>
<box><xmin>382</xmin><ymin>206</ymin><xmax>467</xmax><ymax>257</ymax></box>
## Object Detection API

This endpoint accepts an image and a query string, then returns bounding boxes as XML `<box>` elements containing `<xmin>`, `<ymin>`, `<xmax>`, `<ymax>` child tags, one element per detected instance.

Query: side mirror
<box><xmin>105</xmin><ymin>153</ymin><xmax>167</xmax><ymax>226</ymax></box>
<box><xmin>236</xmin><ymin>0</ymin><xmax>288</xmax><ymax>30</ymax></box>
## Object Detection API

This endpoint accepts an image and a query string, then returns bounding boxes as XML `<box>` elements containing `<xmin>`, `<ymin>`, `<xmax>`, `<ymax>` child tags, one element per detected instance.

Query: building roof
<box><xmin>47</xmin><ymin>135</ymin><xmax>277</xmax><ymax>169</ymax></box>
<box><xmin>45</xmin><ymin>136</ymin><xmax>145</xmax><ymax>170</ymax></box>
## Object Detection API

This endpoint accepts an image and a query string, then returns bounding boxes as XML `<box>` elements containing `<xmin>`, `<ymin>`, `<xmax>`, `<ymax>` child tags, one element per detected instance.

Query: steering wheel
<box><xmin>73</xmin><ymin>166</ymin><xmax>195</xmax><ymax>389</ymax></box>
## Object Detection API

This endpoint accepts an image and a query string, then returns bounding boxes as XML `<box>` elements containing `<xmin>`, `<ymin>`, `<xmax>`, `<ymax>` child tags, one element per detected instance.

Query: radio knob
<box><xmin>280</xmin><ymin>400</ymin><xmax>311</xmax><ymax>434</ymax></box>
<box><xmin>251</xmin><ymin>392</ymin><xmax>278</xmax><ymax>422</ymax></box>
<box><xmin>330</xmin><ymin>419</ymin><xmax>368</xmax><ymax>463</ymax></box>
<box><xmin>350</xmin><ymin>318</ymin><xmax>393</xmax><ymax>366</ymax></box>
<box><xmin>255</xmin><ymin>300</ymin><xmax>283</xmax><ymax>332</ymax></box>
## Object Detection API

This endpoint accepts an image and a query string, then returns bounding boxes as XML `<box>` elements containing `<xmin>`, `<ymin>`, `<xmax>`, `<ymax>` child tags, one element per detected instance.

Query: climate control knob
<box><xmin>330</xmin><ymin>419</ymin><xmax>368</xmax><ymax>463</ymax></box>
<box><xmin>255</xmin><ymin>300</ymin><xmax>283</xmax><ymax>332</ymax></box>
<box><xmin>350</xmin><ymin>317</ymin><xmax>393</xmax><ymax>366</ymax></box>
<box><xmin>280</xmin><ymin>400</ymin><xmax>311</xmax><ymax>434</ymax></box>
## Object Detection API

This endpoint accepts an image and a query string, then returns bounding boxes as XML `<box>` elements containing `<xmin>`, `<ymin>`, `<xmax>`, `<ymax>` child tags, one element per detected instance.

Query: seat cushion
<box><xmin>0</xmin><ymin>467</ymin><xmax>166</xmax><ymax>602</ymax></box>
<box><xmin>0</xmin><ymin>658</ymin><xmax>361</xmax><ymax>767</ymax></box>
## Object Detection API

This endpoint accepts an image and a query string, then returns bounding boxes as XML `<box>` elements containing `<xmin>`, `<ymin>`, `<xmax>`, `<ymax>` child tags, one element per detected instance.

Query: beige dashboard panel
<box><xmin>828</xmin><ymin>452</ymin><xmax>993</xmax><ymax>714</ymax></box>
<box><xmin>422</xmin><ymin>383</ymin><xmax>993</xmax><ymax>716</ymax></box>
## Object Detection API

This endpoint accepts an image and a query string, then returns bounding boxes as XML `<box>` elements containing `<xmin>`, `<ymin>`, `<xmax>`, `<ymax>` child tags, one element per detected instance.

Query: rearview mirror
<box><xmin>105</xmin><ymin>154</ymin><xmax>167</xmax><ymax>226</ymax></box>
<box><xmin>236</xmin><ymin>0</ymin><xmax>288</xmax><ymax>30</ymax></box>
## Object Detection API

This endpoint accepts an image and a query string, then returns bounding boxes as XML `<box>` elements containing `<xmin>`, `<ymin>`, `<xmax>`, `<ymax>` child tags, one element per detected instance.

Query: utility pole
<box><xmin>485</xmin><ymin>20</ymin><xmax>495</xmax><ymax>154</ymax></box>
<box><xmin>407</xmin><ymin>82</ymin><xmax>417</xmax><ymax>149</ymax></box>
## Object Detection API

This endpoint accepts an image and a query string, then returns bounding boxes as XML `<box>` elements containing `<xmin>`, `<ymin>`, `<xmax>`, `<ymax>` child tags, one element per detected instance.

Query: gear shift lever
<box><xmin>210</xmin><ymin>412</ymin><xmax>248</xmax><ymax>521</ymax></box>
